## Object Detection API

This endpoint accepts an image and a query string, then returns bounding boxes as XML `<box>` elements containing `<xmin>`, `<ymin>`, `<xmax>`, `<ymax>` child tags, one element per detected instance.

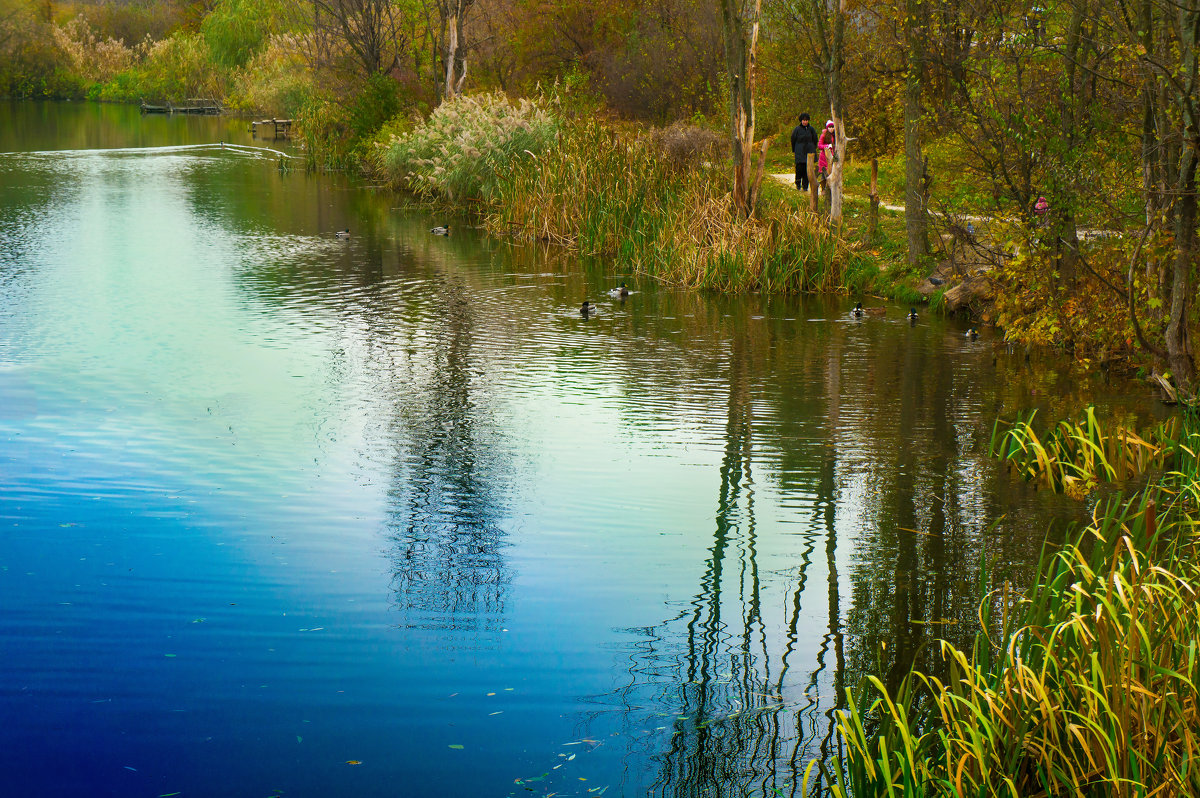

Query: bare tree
<box><xmin>312</xmin><ymin>0</ymin><xmax>407</xmax><ymax>76</ymax></box>
<box><xmin>433</xmin><ymin>0</ymin><xmax>474</xmax><ymax>99</ymax></box>
<box><xmin>718</xmin><ymin>0</ymin><xmax>768</xmax><ymax>216</ymax></box>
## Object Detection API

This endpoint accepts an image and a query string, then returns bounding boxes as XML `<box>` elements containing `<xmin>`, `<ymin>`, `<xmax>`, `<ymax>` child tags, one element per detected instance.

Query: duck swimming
<box><xmin>608</xmin><ymin>283</ymin><xmax>629</xmax><ymax>298</ymax></box>
<box><xmin>965</xmin><ymin>328</ymin><xmax>979</xmax><ymax>340</ymax></box>
<box><xmin>581</xmin><ymin>301</ymin><xmax>595</xmax><ymax>318</ymax></box>
<box><xmin>430</xmin><ymin>225</ymin><xmax>450</xmax><ymax>236</ymax></box>
<box><xmin>335</xmin><ymin>228</ymin><xmax>350</xmax><ymax>239</ymax></box>
<box><xmin>852</xmin><ymin>302</ymin><xmax>864</xmax><ymax>318</ymax></box>
<box><xmin>907</xmin><ymin>308</ymin><xmax>919</xmax><ymax>321</ymax></box>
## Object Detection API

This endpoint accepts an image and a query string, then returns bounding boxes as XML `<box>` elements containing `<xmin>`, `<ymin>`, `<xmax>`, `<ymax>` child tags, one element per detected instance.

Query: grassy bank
<box><xmin>818</xmin><ymin>410</ymin><xmax>1200</xmax><ymax>797</ymax></box>
<box><xmin>372</xmin><ymin>93</ymin><xmax>881</xmax><ymax>295</ymax></box>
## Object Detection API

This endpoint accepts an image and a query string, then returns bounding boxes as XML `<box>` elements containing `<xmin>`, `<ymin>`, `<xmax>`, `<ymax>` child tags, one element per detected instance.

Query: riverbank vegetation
<box><xmin>816</xmin><ymin>409</ymin><xmax>1200</xmax><ymax>796</ymax></box>
<box><xmin>2</xmin><ymin>0</ymin><xmax>1197</xmax><ymax>392</ymax></box>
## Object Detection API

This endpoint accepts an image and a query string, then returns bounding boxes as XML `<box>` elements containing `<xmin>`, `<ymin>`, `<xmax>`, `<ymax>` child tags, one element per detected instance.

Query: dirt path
<box><xmin>769</xmin><ymin>172</ymin><xmax>1114</xmax><ymax>239</ymax></box>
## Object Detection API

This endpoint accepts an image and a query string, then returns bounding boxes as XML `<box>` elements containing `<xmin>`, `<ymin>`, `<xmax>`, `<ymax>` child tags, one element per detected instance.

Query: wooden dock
<box><xmin>251</xmin><ymin>118</ymin><xmax>293</xmax><ymax>139</ymax></box>
<box><xmin>140</xmin><ymin>98</ymin><xmax>222</xmax><ymax>115</ymax></box>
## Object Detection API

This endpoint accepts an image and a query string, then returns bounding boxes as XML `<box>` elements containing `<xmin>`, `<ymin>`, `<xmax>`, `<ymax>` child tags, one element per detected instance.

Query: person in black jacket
<box><xmin>790</xmin><ymin>113</ymin><xmax>819</xmax><ymax>191</ymax></box>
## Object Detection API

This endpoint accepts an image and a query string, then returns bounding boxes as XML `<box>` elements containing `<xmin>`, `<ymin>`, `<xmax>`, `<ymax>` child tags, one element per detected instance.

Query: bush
<box><xmin>645</xmin><ymin>122</ymin><xmax>726</xmax><ymax>172</ymax></box>
<box><xmin>52</xmin><ymin>16</ymin><xmax>136</xmax><ymax>87</ymax></box>
<box><xmin>372</xmin><ymin>92</ymin><xmax>560</xmax><ymax>203</ymax></box>
<box><xmin>97</xmin><ymin>32</ymin><xmax>223</xmax><ymax>102</ymax></box>
<box><xmin>226</xmin><ymin>33</ymin><xmax>312</xmax><ymax>116</ymax></box>
<box><xmin>295</xmin><ymin>94</ymin><xmax>355</xmax><ymax>170</ymax></box>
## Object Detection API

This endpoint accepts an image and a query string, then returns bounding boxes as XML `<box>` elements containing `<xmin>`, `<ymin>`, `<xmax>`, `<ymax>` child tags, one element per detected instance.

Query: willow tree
<box><xmin>718</xmin><ymin>0</ymin><xmax>768</xmax><ymax>216</ymax></box>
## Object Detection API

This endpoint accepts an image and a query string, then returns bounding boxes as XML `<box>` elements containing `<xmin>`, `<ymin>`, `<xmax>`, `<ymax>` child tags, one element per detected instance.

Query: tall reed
<box><xmin>989</xmin><ymin>407</ymin><xmax>1195</xmax><ymax>498</ymax></box>
<box><xmin>825</xmin><ymin>490</ymin><xmax>1200</xmax><ymax>797</ymax></box>
<box><xmin>487</xmin><ymin>120</ymin><xmax>853</xmax><ymax>293</ymax></box>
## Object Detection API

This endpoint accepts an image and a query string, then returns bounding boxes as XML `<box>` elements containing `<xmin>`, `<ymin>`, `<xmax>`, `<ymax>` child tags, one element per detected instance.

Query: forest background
<box><xmin>1</xmin><ymin>0</ymin><xmax>1197</xmax><ymax>400</ymax></box>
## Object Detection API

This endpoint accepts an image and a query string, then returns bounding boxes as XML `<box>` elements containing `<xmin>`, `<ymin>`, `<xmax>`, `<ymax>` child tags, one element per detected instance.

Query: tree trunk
<box><xmin>1166</xmin><ymin>148</ymin><xmax>1196</xmax><ymax>390</ymax></box>
<box><xmin>903</xmin><ymin>0</ymin><xmax>928</xmax><ymax>264</ymax></box>
<box><xmin>827</xmin><ymin>0</ymin><xmax>847</xmax><ymax>224</ymax></box>
<box><xmin>719</xmin><ymin>0</ymin><xmax>763</xmax><ymax>217</ymax></box>
<box><xmin>441</xmin><ymin>0</ymin><xmax>471</xmax><ymax>100</ymax></box>
<box><xmin>1165</xmin><ymin>3</ymin><xmax>1199</xmax><ymax>395</ymax></box>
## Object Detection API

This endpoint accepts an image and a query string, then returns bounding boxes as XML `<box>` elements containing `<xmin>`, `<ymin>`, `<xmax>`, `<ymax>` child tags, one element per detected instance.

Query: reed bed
<box><xmin>989</xmin><ymin>407</ymin><xmax>1198</xmax><ymax>498</ymax></box>
<box><xmin>826</xmin><ymin>491</ymin><xmax>1200</xmax><ymax>797</ymax></box>
<box><xmin>486</xmin><ymin>120</ymin><xmax>852</xmax><ymax>293</ymax></box>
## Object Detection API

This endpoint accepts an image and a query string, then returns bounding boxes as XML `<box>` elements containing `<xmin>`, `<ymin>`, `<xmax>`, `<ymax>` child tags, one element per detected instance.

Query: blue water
<box><xmin>0</xmin><ymin>102</ymin><xmax>1153</xmax><ymax>798</ymax></box>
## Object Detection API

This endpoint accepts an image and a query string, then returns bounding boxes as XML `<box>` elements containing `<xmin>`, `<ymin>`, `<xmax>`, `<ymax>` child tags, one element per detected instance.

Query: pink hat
<box><xmin>825</xmin><ymin>120</ymin><xmax>834</xmax><ymax>128</ymax></box>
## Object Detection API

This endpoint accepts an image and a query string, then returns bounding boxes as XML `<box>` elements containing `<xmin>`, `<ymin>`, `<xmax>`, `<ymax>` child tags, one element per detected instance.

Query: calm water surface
<box><xmin>0</xmin><ymin>102</ymin><xmax>1157</xmax><ymax>798</ymax></box>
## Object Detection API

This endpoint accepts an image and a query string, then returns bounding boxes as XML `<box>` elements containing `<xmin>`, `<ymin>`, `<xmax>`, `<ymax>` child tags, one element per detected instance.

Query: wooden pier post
<box><xmin>869</xmin><ymin>158</ymin><xmax>880</xmax><ymax>238</ymax></box>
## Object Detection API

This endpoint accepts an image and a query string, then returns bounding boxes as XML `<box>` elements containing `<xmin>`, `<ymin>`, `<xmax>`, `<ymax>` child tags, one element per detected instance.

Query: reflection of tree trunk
<box><xmin>385</xmin><ymin>278</ymin><xmax>510</xmax><ymax>624</ymax></box>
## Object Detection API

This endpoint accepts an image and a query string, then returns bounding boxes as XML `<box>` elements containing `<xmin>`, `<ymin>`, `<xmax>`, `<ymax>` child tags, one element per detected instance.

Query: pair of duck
<box><xmin>580</xmin><ymin>285</ymin><xmax>630</xmax><ymax>317</ymax></box>
<box><xmin>334</xmin><ymin>226</ymin><xmax>450</xmax><ymax>238</ymax></box>
<box><xmin>852</xmin><ymin>302</ymin><xmax>918</xmax><ymax>321</ymax></box>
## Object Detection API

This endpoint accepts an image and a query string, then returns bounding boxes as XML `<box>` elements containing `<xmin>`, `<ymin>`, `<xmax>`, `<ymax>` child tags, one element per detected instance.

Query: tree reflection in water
<box><xmin>382</xmin><ymin>275</ymin><xmax>511</xmax><ymax>634</ymax></box>
<box><xmin>577</xmin><ymin>310</ymin><xmax>1080</xmax><ymax>798</ymax></box>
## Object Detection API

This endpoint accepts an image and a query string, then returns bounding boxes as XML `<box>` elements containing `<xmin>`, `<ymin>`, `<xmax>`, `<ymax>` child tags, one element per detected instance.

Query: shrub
<box><xmin>52</xmin><ymin>16</ymin><xmax>136</xmax><ymax>86</ymax></box>
<box><xmin>226</xmin><ymin>33</ymin><xmax>312</xmax><ymax>115</ymax></box>
<box><xmin>98</xmin><ymin>32</ymin><xmax>223</xmax><ymax>102</ymax></box>
<box><xmin>372</xmin><ymin>92</ymin><xmax>559</xmax><ymax>203</ymax></box>
<box><xmin>645</xmin><ymin>122</ymin><xmax>726</xmax><ymax>172</ymax></box>
<box><xmin>827</xmin><ymin>490</ymin><xmax>1200</xmax><ymax>798</ymax></box>
<box><xmin>295</xmin><ymin>94</ymin><xmax>355</xmax><ymax>170</ymax></box>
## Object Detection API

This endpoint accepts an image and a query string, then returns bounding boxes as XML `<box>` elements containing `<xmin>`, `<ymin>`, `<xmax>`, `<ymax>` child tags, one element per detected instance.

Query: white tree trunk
<box><xmin>830</xmin><ymin>110</ymin><xmax>845</xmax><ymax>223</ymax></box>
<box><xmin>444</xmin><ymin>11</ymin><xmax>459</xmax><ymax>99</ymax></box>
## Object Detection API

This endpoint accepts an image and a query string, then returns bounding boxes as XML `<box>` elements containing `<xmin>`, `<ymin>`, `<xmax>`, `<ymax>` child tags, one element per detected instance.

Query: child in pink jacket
<box><xmin>817</xmin><ymin>120</ymin><xmax>836</xmax><ymax>176</ymax></box>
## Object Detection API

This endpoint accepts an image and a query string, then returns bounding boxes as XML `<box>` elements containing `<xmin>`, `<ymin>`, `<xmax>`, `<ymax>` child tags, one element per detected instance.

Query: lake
<box><xmin>0</xmin><ymin>101</ymin><xmax>1158</xmax><ymax>798</ymax></box>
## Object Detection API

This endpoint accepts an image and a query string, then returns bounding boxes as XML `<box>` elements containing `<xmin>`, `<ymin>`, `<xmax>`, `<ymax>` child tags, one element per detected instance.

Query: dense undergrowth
<box><xmin>372</xmin><ymin>93</ymin><xmax>869</xmax><ymax>293</ymax></box>
<box><xmin>815</xmin><ymin>410</ymin><xmax>1200</xmax><ymax>797</ymax></box>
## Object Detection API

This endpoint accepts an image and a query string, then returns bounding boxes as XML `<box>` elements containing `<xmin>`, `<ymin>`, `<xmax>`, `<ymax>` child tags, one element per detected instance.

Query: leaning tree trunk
<box><xmin>719</xmin><ymin>0</ymin><xmax>763</xmax><ymax>217</ymax></box>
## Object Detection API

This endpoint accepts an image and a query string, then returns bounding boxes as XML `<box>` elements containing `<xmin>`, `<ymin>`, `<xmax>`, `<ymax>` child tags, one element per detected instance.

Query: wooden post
<box><xmin>807</xmin><ymin>153</ymin><xmax>818</xmax><ymax>213</ymax></box>
<box><xmin>869</xmin><ymin>158</ymin><xmax>880</xmax><ymax>238</ymax></box>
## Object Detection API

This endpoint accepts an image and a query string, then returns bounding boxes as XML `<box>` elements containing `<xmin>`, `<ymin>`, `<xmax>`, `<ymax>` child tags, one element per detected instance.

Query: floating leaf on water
<box><xmin>158</xmin><ymin>793</ymin><xmax>181</xmax><ymax>797</ymax></box>
<box><xmin>504</xmin><ymin>688</ymin><xmax>514</xmax><ymax>691</ymax></box>
<box><xmin>448</xmin><ymin>744</ymin><xmax>464</xmax><ymax>750</ymax></box>
<box><xmin>487</xmin><ymin>692</ymin><xmax>496</xmax><ymax>696</ymax></box>
<box><xmin>346</xmin><ymin>760</ymin><xmax>362</xmax><ymax>765</ymax></box>
<box><xmin>489</xmin><ymin>711</ymin><xmax>503</xmax><ymax>716</ymax></box>
<box><xmin>566</xmin><ymin>753</ymin><xmax>576</xmax><ymax>761</ymax></box>
<box><xmin>124</xmin><ymin>766</ymin><xmax>138</xmax><ymax>771</ymax></box>
<box><xmin>164</xmin><ymin>654</ymin><xmax>176</xmax><ymax>658</ymax></box>
<box><xmin>296</xmin><ymin>736</ymin><xmax>302</xmax><ymax>743</ymax></box>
